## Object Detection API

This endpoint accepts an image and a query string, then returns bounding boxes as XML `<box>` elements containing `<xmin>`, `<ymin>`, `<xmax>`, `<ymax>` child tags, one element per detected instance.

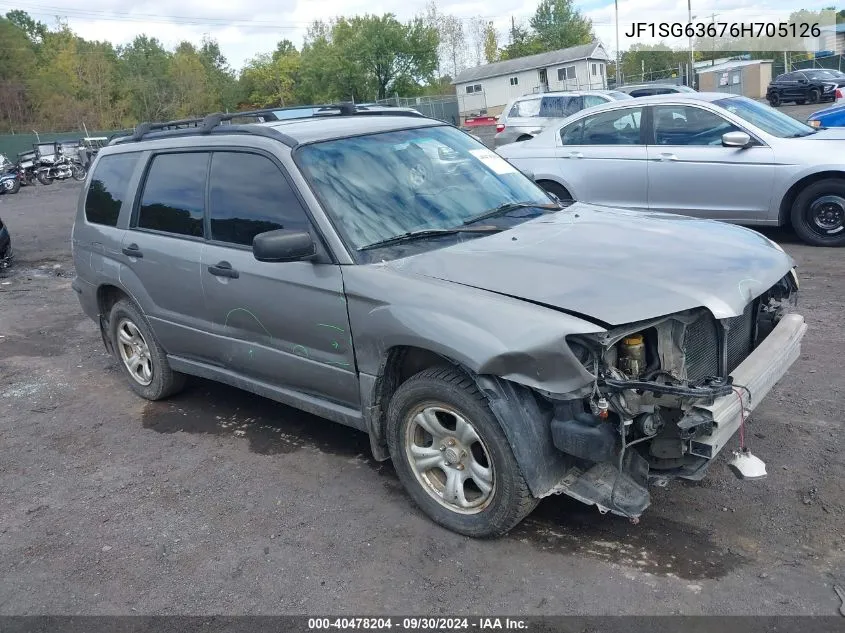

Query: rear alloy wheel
<box><xmin>109</xmin><ymin>299</ymin><xmax>186</xmax><ymax>400</ymax></box>
<box><xmin>387</xmin><ymin>367</ymin><xmax>538</xmax><ymax>537</ymax></box>
<box><xmin>791</xmin><ymin>178</ymin><xmax>845</xmax><ymax>246</ymax></box>
<box><xmin>768</xmin><ymin>93</ymin><xmax>781</xmax><ymax>107</ymax></box>
<box><xmin>808</xmin><ymin>89</ymin><xmax>820</xmax><ymax>104</ymax></box>
<box><xmin>71</xmin><ymin>164</ymin><xmax>86</xmax><ymax>181</ymax></box>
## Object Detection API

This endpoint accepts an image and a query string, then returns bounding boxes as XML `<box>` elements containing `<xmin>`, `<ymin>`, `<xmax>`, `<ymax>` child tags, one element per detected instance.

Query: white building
<box><xmin>453</xmin><ymin>41</ymin><xmax>610</xmax><ymax>118</ymax></box>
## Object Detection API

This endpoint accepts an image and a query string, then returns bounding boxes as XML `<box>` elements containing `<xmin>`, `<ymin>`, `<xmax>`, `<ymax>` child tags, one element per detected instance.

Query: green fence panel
<box><xmin>0</xmin><ymin>129</ymin><xmax>128</xmax><ymax>160</ymax></box>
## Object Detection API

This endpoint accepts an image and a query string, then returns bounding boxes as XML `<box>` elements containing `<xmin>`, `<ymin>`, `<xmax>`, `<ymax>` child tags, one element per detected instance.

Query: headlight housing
<box><xmin>808</xmin><ymin>119</ymin><xmax>821</xmax><ymax>128</ymax></box>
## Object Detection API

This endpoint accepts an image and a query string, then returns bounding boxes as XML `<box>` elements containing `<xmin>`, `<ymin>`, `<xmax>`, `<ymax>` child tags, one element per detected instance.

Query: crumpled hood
<box><xmin>390</xmin><ymin>204</ymin><xmax>794</xmax><ymax>326</ymax></box>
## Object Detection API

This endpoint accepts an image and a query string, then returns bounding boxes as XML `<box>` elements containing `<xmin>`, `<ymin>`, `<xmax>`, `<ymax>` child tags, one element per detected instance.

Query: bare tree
<box><xmin>424</xmin><ymin>1</ymin><xmax>467</xmax><ymax>78</ymax></box>
<box><xmin>467</xmin><ymin>17</ymin><xmax>486</xmax><ymax>67</ymax></box>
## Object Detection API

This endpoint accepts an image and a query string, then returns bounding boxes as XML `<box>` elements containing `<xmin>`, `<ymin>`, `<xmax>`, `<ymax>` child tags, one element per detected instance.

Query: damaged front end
<box><xmin>542</xmin><ymin>271</ymin><xmax>805</xmax><ymax>520</ymax></box>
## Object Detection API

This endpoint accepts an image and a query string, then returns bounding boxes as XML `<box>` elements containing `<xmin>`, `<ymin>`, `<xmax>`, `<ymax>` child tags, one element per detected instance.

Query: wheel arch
<box><xmin>778</xmin><ymin>170</ymin><xmax>845</xmax><ymax>226</ymax></box>
<box><xmin>365</xmin><ymin>345</ymin><xmax>572</xmax><ymax>498</ymax></box>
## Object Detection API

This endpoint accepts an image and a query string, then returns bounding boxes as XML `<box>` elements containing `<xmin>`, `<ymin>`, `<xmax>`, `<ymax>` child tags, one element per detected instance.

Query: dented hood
<box><xmin>392</xmin><ymin>204</ymin><xmax>794</xmax><ymax>326</ymax></box>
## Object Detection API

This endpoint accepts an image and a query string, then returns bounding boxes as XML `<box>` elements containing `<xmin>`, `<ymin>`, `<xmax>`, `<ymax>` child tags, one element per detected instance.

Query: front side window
<box><xmin>652</xmin><ymin>105</ymin><xmax>740</xmax><ymax>145</ymax></box>
<box><xmin>85</xmin><ymin>153</ymin><xmax>140</xmax><ymax>226</ymax></box>
<box><xmin>137</xmin><ymin>152</ymin><xmax>208</xmax><ymax>237</ymax></box>
<box><xmin>580</xmin><ymin>107</ymin><xmax>642</xmax><ymax>145</ymax></box>
<box><xmin>208</xmin><ymin>152</ymin><xmax>310</xmax><ymax>246</ymax></box>
<box><xmin>510</xmin><ymin>98</ymin><xmax>542</xmax><ymax>118</ymax></box>
<box><xmin>297</xmin><ymin>126</ymin><xmax>551</xmax><ymax>257</ymax></box>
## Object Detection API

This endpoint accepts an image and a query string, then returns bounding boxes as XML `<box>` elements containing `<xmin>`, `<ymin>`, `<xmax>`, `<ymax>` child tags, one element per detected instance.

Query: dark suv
<box><xmin>766</xmin><ymin>69</ymin><xmax>845</xmax><ymax>106</ymax></box>
<box><xmin>71</xmin><ymin>104</ymin><xmax>805</xmax><ymax>537</ymax></box>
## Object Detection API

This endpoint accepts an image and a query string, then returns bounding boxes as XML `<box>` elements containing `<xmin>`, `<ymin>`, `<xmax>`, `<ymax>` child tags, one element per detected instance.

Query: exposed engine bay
<box><xmin>546</xmin><ymin>270</ymin><xmax>800</xmax><ymax>519</ymax></box>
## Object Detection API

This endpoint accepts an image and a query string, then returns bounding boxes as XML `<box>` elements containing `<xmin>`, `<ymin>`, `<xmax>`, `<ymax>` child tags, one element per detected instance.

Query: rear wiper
<box><xmin>358</xmin><ymin>226</ymin><xmax>502</xmax><ymax>251</ymax></box>
<box><xmin>463</xmin><ymin>201</ymin><xmax>562</xmax><ymax>225</ymax></box>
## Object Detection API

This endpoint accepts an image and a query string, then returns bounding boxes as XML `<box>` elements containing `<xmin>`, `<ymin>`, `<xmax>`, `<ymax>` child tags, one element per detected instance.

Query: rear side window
<box><xmin>85</xmin><ymin>153</ymin><xmax>139</xmax><ymax>226</ymax></box>
<box><xmin>137</xmin><ymin>152</ymin><xmax>209</xmax><ymax>237</ymax></box>
<box><xmin>208</xmin><ymin>152</ymin><xmax>311</xmax><ymax>246</ymax></box>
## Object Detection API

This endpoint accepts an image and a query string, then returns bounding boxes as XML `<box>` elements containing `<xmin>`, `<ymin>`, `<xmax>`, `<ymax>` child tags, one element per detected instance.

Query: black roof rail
<box><xmin>108</xmin><ymin>102</ymin><xmax>428</xmax><ymax>147</ymax></box>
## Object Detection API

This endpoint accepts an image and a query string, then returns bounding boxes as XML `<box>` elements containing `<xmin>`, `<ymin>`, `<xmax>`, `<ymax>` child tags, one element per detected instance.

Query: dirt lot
<box><xmin>1</xmin><ymin>179</ymin><xmax>844</xmax><ymax>616</ymax></box>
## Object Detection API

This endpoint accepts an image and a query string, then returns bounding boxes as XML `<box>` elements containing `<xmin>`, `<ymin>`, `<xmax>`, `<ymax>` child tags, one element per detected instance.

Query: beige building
<box><xmin>697</xmin><ymin>59</ymin><xmax>773</xmax><ymax>99</ymax></box>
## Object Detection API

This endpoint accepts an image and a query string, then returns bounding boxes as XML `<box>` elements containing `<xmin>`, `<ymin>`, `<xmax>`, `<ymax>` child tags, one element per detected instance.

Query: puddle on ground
<box><xmin>142</xmin><ymin>378</ymin><xmax>744</xmax><ymax>580</ymax></box>
<box><xmin>141</xmin><ymin>378</ymin><xmax>373</xmax><ymax>459</ymax></box>
<box><xmin>510</xmin><ymin>496</ymin><xmax>745</xmax><ymax>580</ymax></box>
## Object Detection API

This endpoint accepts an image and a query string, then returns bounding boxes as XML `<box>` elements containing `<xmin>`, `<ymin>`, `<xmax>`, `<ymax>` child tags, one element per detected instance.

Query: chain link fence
<box><xmin>376</xmin><ymin>95</ymin><xmax>462</xmax><ymax>125</ymax></box>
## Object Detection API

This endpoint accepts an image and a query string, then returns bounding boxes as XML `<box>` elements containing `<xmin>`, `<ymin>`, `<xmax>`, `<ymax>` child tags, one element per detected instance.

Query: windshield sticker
<box><xmin>469</xmin><ymin>148</ymin><xmax>518</xmax><ymax>175</ymax></box>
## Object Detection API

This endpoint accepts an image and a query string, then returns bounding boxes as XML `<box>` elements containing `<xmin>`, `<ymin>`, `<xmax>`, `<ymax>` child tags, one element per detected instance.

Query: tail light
<box><xmin>496</xmin><ymin>123</ymin><xmax>505</xmax><ymax>133</ymax></box>
<box><xmin>837</xmin><ymin>88</ymin><xmax>843</xmax><ymax>100</ymax></box>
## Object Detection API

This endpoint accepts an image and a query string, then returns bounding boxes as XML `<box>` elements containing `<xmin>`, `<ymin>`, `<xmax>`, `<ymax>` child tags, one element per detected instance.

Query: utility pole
<box><xmin>615</xmin><ymin>0</ymin><xmax>621</xmax><ymax>87</ymax></box>
<box><xmin>688</xmin><ymin>0</ymin><xmax>695</xmax><ymax>88</ymax></box>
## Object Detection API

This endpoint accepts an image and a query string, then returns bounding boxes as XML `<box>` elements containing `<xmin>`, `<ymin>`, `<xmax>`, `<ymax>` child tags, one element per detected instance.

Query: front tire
<box><xmin>386</xmin><ymin>366</ymin><xmax>538</xmax><ymax>537</ymax></box>
<box><xmin>71</xmin><ymin>164</ymin><xmax>86</xmax><ymax>181</ymax></box>
<box><xmin>790</xmin><ymin>178</ymin><xmax>845</xmax><ymax>246</ymax></box>
<box><xmin>108</xmin><ymin>299</ymin><xmax>186</xmax><ymax>400</ymax></box>
<box><xmin>808</xmin><ymin>89</ymin><xmax>820</xmax><ymax>104</ymax></box>
<box><xmin>768</xmin><ymin>93</ymin><xmax>781</xmax><ymax>107</ymax></box>
<box><xmin>36</xmin><ymin>171</ymin><xmax>53</xmax><ymax>185</ymax></box>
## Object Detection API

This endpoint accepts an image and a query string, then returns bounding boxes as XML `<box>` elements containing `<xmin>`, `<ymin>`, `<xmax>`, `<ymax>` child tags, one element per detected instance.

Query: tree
<box><xmin>342</xmin><ymin>14</ymin><xmax>438</xmax><ymax>100</ymax></box>
<box><xmin>482</xmin><ymin>21</ymin><xmax>499</xmax><ymax>63</ymax></box>
<box><xmin>500</xmin><ymin>20</ymin><xmax>543</xmax><ymax>60</ymax></box>
<box><xmin>0</xmin><ymin>16</ymin><xmax>37</xmax><ymax>129</ymax></box>
<box><xmin>5</xmin><ymin>9</ymin><xmax>46</xmax><ymax>43</ymax></box>
<box><xmin>240</xmin><ymin>45</ymin><xmax>301</xmax><ymax>107</ymax></box>
<box><xmin>117</xmin><ymin>35</ymin><xmax>175</xmax><ymax>122</ymax></box>
<box><xmin>529</xmin><ymin>0</ymin><xmax>593</xmax><ymax>51</ymax></box>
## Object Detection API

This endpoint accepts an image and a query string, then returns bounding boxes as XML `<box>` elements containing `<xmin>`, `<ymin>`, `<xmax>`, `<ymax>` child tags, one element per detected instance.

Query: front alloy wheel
<box><xmin>387</xmin><ymin>366</ymin><xmax>538</xmax><ymax>537</ymax></box>
<box><xmin>404</xmin><ymin>405</ymin><xmax>495</xmax><ymax>513</ymax></box>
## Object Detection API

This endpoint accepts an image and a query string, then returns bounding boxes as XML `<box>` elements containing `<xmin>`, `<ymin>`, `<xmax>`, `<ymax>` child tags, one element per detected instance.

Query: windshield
<box><xmin>297</xmin><ymin>126</ymin><xmax>553</xmax><ymax>257</ymax></box>
<box><xmin>714</xmin><ymin>96</ymin><xmax>816</xmax><ymax>137</ymax></box>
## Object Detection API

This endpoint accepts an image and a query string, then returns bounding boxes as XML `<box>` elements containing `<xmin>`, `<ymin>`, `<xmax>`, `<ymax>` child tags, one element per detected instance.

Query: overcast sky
<box><xmin>1</xmin><ymin>0</ymin><xmax>833</xmax><ymax>71</ymax></box>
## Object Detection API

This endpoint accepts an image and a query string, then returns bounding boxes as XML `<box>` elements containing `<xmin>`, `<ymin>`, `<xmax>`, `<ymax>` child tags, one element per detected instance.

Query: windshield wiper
<box><xmin>462</xmin><ymin>201</ymin><xmax>562</xmax><ymax>225</ymax></box>
<box><xmin>792</xmin><ymin>130</ymin><xmax>817</xmax><ymax>137</ymax></box>
<box><xmin>358</xmin><ymin>226</ymin><xmax>502</xmax><ymax>251</ymax></box>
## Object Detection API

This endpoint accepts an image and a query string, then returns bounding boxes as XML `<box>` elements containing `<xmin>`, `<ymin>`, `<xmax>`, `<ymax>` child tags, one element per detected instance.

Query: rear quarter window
<box><xmin>85</xmin><ymin>153</ymin><xmax>140</xmax><ymax>227</ymax></box>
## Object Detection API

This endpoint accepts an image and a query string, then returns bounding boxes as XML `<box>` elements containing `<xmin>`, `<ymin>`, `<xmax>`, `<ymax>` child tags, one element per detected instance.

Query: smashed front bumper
<box><xmin>549</xmin><ymin>312</ymin><xmax>807</xmax><ymax>518</ymax></box>
<box><xmin>684</xmin><ymin>312</ymin><xmax>807</xmax><ymax>463</ymax></box>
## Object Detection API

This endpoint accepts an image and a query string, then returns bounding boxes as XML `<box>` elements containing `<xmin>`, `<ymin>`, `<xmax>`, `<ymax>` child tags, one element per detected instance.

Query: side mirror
<box><xmin>722</xmin><ymin>131</ymin><xmax>752</xmax><ymax>148</ymax></box>
<box><xmin>253</xmin><ymin>229</ymin><xmax>316</xmax><ymax>262</ymax></box>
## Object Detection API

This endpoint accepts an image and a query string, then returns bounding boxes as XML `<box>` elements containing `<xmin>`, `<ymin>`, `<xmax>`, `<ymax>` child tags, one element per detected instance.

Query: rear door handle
<box><xmin>208</xmin><ymin>261</ymin><xmax>239</xmax><ymax>279</ymax></box>
<box><xmin>122</xmin><ymin>244</ymin><xmax>143</xmax><ymax>258</ymax></box>
<box><xmin>568</xmin><ymin>151</ymin><xmax>583</xmax><ymax>159</ymax></box>
<box><xmin>658</xmin><ymin>152</ymin><xmax>678</xmax><ymax>161</ymax></box>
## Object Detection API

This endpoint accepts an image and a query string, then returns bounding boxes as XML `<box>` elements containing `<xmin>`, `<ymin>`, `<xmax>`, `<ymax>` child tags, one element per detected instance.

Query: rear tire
<box><xmin>36</xmin><ymin>171</ymin><xmax>53</xmax><ymax>185</ymax></box>
<box><xmin>808</xmin><ymin>89</ymin><xmax>820</xmax><ymax>104</ymax></box>
<box><xmin>108</xmin><ymin>299</ymin><xmax>186</xmax><ymax>400</ymax></box>
<box><xmin>790</xmin><ymin>178</ymin><xmax>845</xmax><ymax>246</ymax></box>
<box><xmin>71</xmin><ymin>164</ymin><xmax>86</xmax><ymax>181</ymax></box>
<box><xmin>386</xmin><ymin>366</ymin><xmax>538</xmax><ymax>537</ymax></box>
<box><xmin>768</xmin><ymin>93</ymin><xmax>781</xmax><ymax>107</ymax></box>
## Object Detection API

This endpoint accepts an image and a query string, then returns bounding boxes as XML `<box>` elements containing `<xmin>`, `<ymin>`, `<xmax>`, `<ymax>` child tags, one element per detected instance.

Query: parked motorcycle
<box><xmin>16</xmin><ymin>150</ymin><xmax>38</xmax><ymax>186</ymax></box>
<box><xmin>33</xmin><ymin>142</ymin><xmax>86</xmax><ymax>185</ymax></box>
<box><xmin>0</xmin><ymin>155</ymin><xmax>21</xmax><ymax>195</ymax></box>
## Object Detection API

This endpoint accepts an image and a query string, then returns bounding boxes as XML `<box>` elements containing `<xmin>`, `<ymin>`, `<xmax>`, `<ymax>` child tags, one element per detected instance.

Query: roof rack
<box><xmin>110</xmin><ymin>102</ymin><xmax>427</xmax><ymax>146</ymax></box>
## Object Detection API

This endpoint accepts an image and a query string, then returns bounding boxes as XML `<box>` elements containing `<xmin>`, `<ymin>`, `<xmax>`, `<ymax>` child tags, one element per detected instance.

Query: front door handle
<box><xmin>653</xmin><ymin>152</ymin><xmax>678</xmax><ymax>161</ymax></box>
<box><xmin>208</xmin><ymin>261</ymin><xmax>239</xmax><ymax>279</ymax></box>
<box><xmin>122</xmin><ymin>244</ymin><xmax>143</xmax><ymax>258</ymax></box>
<box><xmin>568</xmin><ymin>151</ymin><xmax>583</xmax><ymax>159</ymax></box>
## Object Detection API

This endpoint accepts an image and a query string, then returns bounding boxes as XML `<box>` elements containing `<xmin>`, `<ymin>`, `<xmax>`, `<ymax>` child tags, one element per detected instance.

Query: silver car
<box><xmin>494</xmin><ymin>90</ymin><xmax>632</xmax><ymax>148</ymax></box>
<box><xmin>497</xmin><ymin>92</ymin><xmax>845</xmax><ymax>246</ymax></box>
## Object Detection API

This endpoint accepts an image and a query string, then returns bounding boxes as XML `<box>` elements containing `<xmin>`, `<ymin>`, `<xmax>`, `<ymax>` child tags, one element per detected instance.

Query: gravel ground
<box><xmin>0</xmin><ymin>178</ymin><xmax>844</xmax><ymax>617</ymax></box>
